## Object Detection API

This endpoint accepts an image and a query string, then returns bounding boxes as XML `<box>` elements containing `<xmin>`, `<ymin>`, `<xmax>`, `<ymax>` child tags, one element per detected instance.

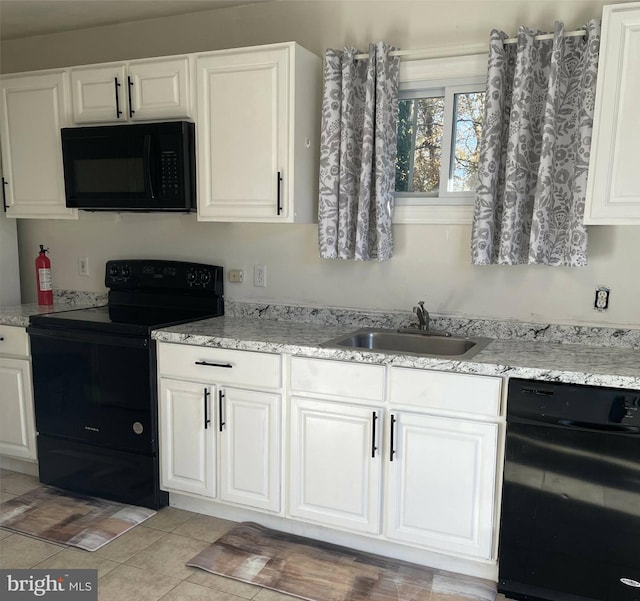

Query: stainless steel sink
<box><xmin>321</xmin><ymin>328</ymin><xmax>492</xmax><ymax>359</ymax></box>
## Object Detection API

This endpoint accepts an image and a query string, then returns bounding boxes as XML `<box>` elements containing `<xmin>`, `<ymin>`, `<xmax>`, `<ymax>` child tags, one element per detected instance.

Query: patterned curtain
<box><xmin>318</xmin><ymin>42</ymin><xmax>400</xmax><ymax>261</ymax></box>
<box><xmin>471</xmin><ymin>20</ymin><xmax>601</xmax><ymax>266</ymax></box>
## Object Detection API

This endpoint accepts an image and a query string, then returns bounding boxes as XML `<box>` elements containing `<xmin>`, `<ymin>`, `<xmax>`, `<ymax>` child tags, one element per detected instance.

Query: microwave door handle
<box><xmin>143</xmin><ymin>135</ymin><xmax>155</xmax><ymax>199</ymax></box>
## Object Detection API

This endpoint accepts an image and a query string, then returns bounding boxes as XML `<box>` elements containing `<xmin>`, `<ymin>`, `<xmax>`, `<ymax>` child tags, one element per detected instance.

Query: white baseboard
<box><xmin>168</xmin><ymin>492</ymin><xmax>498</xmax><ymax>582</ymax></box>
<box><xmin>0</xmin><ymin>456</ymin><xmax>38</xmax><ymax>476</ymax></box>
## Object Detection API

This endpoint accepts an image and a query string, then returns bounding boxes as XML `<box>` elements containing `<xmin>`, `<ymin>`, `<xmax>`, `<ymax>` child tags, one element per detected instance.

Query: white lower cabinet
<box><xmin>289</xmin><ymin>396</ymin><xmax>382</xmax><ymax>533</ymax></box>
<box><xmin>385</xmin><ymin>411</ymin><xmax>498</xmax><ymax>559</ymax></box>
<box><xmin>159</xmin><ymin>378</ymin><xmax>216</xmax><ymax>498</ymax></box>
<box><xmin>219</xmin><ymin>387</ymin><xmax>280</xmax><ymax>512</ymax></box>
<box><xmin>287</xmin><ymin>358</ymin><xmax>502</xmax><ymax>560</ymax></box>
<box><xmin>0</xmin><ymin>326</ymin><xmax>37</xmax><ymax>462</ymax></box>
<box><xmin>157</xmin><ymin>345</ymin><xmax>503</xmax><ymax>566</ymax></box>
<box><xmin>157</xmin><ymin>343</ymin><xmax>282</xmax><ymax>513</ymax></box>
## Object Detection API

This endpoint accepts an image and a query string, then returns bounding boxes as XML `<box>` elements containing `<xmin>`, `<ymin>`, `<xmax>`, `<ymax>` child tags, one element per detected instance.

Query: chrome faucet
<box><xmin>414</xmin><ymin>300</ymin><xmax>429</xmax><ymax>330</ymax></box>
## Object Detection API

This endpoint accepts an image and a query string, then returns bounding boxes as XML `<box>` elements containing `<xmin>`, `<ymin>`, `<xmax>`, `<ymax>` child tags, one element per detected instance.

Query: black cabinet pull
<box><xmin>114</xmin><ymin>77</ymin><xmax>123</xmax><ymax>118</ymax></box>
<box><xmin>389</xmin><ymin>414</ymin><xmax>396</xmax><ymax>462</ymax></box>
<box><xmin>1</xmin><ymin>178</ymin><xmax>8</xmax><ymax>212</ymax></box>
<box><xmin>203</xmin><ymin>388</ymin><xmax>211</xmax><ymax>430</ymax></box>
<box><xmin>371</xmin><ymin>411</ymin><xmax>378</xmax><ymax>458</ymax></box>
<box><xmin>276</xmin><ymin>171</ymin><xmax>283</xmax><ymax>215</ymax></box>
<box><xmin>127</xmin><ymin>76</ymin><xmax>135</xmax><ymax>118</ymax></box>
<box><xmin>0</xmin><ymin>337</ymin><xmax>5</xmax><ymax>341</ymax></box>
<box><xmin>219</xmin><ymin>390</ymin><xmax>225</xmax><ymax>432</ymax></box>
<box><xmin>195</xmin><ymin>360</ymin><xmax>233</xmax><ymax>369</ymax></box>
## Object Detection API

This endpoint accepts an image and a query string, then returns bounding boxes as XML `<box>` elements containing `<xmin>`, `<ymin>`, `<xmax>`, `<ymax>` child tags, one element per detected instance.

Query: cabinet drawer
<box><xmin>157</xmin><ymin>343</ymin><xmax>281</xmax><ymax>389</ymax></box>
<box><xmin>389</xmin><ymin>367</ymin><xmax>501</xmax><ymax>417</ymax></box>
<box><xmin>290</xmin><ymin>357</ymin><xmax>385</xmax><ymax>402</ymax></box>
<box><xmin>0</xmin><ymin>325</ymin><xmax>29</xmax><ymax>358</ymax></box>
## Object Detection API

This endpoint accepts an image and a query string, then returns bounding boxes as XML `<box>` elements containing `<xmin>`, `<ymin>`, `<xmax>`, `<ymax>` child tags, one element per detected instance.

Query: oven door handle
<box><xmin>27</xmin><ymin>326</ymin><xmax>149</xmax><ymax>349</ymax></box>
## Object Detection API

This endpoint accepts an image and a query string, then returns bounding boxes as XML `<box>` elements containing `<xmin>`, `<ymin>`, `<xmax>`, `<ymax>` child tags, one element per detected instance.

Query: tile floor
<box><xmin>0</xmin><ymin>469</ymin><xmax>512</xmax><ymax>601</ymax></box>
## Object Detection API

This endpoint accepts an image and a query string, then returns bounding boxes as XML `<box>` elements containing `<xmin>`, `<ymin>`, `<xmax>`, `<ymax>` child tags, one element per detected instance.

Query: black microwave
<box><xmin>61</xmin><ymin>121</ymin><xmax>195</xmax><ymax>212</ymax></box>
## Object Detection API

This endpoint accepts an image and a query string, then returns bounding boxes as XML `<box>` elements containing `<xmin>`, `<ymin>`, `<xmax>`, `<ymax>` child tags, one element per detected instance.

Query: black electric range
<box><xmin>27</xmin><ymin>259</ymin><xmax>224</xmax><ymax>509</ymax></box>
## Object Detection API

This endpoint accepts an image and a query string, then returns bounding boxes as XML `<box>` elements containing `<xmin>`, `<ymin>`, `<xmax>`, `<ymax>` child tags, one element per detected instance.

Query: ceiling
<box><xmin>0</xmin><ymin>0</ymin><xmax>274</xmax><ymax>41</ymax></box>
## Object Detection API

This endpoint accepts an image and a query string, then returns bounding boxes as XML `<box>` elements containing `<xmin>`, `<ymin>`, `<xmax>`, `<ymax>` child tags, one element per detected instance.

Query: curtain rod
<box><xmin>503</xmin><ymin>29</ymin><xmax>587</xmax><ymax>45</ymax></box>
<box><xmin>353</xmin><ymin>30</ymin><xmax>587</xmax><ymax>60</ymax></box>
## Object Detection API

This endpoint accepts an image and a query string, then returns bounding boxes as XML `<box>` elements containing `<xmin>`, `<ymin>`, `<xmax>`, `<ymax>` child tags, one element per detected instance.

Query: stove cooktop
<box><xmin>29</xmin><ymin>304</ymin><xmax>220</xmax><ymax>336</ymax></box>
<box><xmin>29</xmin><ymin>259</ymin><xmax>224</xmax><ymax>335</ymax></box>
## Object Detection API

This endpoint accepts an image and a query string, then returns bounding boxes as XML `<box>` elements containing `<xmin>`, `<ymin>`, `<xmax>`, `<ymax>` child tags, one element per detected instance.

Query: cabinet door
<box><xmin>584</xmin><ymin>4</ymin><xmax>640</xmax><ymax>223</ymax></box>
<box><xmin>0</xmin><ymin>72</ymin><xmax>76</xmax><ymax>219</ymax></box>
<box><xmin>127</xmin><ymin>57</ymin><xmax>191</xmax><ymax>121</ymax></box>
<box><xmin>289</xmin><ymin>397</ymin><xmax>382</xmax><ymax>533</ymax></box>
<box><xmin>70</xmin><ymin>64</ymin><xmax>127</xmax><ymax>123</ymax></box>
<box><xmin>196</xmin><ymin>48</ymin><xmax>289</xmax><ymax>221</ymax></box>
<box><xmin>159</xmin><ymin>378</ymin><xmax>215</xmax><ymax>498</ymax></box>
<box><xmin>219</xmin><ymin>387</ymin><xmax>280</xmax><ymax>512</ymax></box>
<box><xmin>0</xmin><ymin>357</ymin><xmax>36</xmax><ymax>461</ymax></box>
<box><xmin>386</xmin><ymin>412</ymin><xmax>498</xmax><ymax>559</ymax></box>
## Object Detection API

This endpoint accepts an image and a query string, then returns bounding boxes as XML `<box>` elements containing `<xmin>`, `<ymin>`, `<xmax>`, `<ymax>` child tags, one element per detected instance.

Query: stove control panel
<box><xmin>106</xmin><ymin>260</ymin><xmax>223</xmax><ymax>295</ymax></box>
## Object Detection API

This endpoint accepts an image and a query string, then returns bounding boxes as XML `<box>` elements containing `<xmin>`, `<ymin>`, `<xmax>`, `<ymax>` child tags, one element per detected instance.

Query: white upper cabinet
<box><xmin>70</xmin><ymin>56</ymin><xmax>191</xmax><ymax>123</ymax></box>
<box><xmin>196</xmin><ymin>42</ymin><xmax>321</xmax><ymax>223</ymax></box>
<box><xmin>0</xmin><ymin>71</ymin><xmax>76</xmax><ymax>219</ymax></box>
<box><xmin>584</xmin><ymin>2</ymin><xmax>640</xmax><ymax>224</ymax></box>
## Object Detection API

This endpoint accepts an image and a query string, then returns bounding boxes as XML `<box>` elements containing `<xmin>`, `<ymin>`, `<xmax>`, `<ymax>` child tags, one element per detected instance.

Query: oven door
<box><xmin>29</xmin><ymin>326</ymin><xmax>154</xmax><ymax>453</ymax></box>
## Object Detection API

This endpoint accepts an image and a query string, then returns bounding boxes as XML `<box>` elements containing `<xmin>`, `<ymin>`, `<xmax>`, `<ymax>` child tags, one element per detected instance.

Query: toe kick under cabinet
<box><xmin>157</xmin><ymin>342</ymin><xmax>282</xmax><ymax>513</ymax></box>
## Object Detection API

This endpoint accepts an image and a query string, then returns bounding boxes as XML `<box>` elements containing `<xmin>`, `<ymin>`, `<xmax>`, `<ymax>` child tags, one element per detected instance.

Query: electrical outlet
<box><xmin>254</xmin><ymin>264</ymin><xmax>267</xmax><ymax>287</ymax></box>
<box><xmin>229</xmin><ymin>269</ymin><xmax>244</xmax><ymax>283</ymax></box>
<box><xmin>594</xmin><ymin>286</ymin><xmax>610</xmax><ymax>311</ymax></box>
<box><xmin>78</xmin><ymin>257</ymin><xmax>90</xmax><ymax>277</ymax></box>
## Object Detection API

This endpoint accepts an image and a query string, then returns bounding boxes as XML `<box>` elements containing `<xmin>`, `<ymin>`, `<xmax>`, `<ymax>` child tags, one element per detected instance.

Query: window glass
<box><xmin>391</xmin><ymin>53</ymin><xmax>488</xmax><ymax>224</ymax></box>
<box><xmin>396</xmin><ymin>97</ymin><xmax>445</xmax><ymax>194</ymax></box>
<box><xmin>449</xmin><ymin>92</ymin><xmax>484</xmax><ymax>192</ymax></box>
<box><xmin>394</xmin><ymin>84</ymin><xmax>485</xmax><ymax>201</ymax></box>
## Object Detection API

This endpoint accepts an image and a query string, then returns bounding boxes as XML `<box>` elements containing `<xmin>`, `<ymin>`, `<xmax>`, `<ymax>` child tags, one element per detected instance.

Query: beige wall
<box><xmin>3</xmin><ymin>0</ymin><xmax>639</xmax><ymax>327</ymax></box>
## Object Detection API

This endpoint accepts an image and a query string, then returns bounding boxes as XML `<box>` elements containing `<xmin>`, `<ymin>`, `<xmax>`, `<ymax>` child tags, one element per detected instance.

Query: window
<box><xmin>393</xmin><ymin>53</ymin><xmax>488</xmax><ymax>224</ymax></box>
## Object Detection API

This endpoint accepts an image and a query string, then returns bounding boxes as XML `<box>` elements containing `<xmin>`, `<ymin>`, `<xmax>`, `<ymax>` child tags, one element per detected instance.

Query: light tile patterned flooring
<box><xmin>0</xmin><ymin>469</ymin><xmax>512</xmax><ymax>601</ymax></box>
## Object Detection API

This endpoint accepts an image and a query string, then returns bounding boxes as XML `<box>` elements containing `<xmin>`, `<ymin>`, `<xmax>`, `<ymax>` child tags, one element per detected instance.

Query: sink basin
<box><xmin>321</xmin><ymin>328</ymin><xmax>492</xmax><ymax>359</ymax></box>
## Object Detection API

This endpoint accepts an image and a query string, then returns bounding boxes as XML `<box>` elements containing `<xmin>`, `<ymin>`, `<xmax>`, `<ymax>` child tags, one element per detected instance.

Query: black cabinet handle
<box><xmin>276</xmin><ymin>171</ymin><xmax>283</xmax><ymax>215</ymax></box>
<box><xmin>114</xmin><ymin>77</ymin><xmax>123</xmax><ymax>118</ymax></box>
<box><xmin>219</xmin><ymin>390</ymin><xmax>225</xmax><ymax>432</ymax></box>
<box><xmin>1</xmin><ymin>178</ymin><xmax>8</xmax><ymax>212</ymax></box>
<box><xmin>203</xmin><ymin>388</ymin><xmax>211</xmax><ymax>430</ymax></box>
<box><xmin>127</xmin><ymin>76</ymin><xmax>135</xmax><ymax>118</ymax></box>
<box><xmin>390</xmin><ymin>414</ymin><xmax>396</xmax><ymax>462</ymax></box>
<box><xmin>371</xmin><ymin>411</ymin><xmax>378</xmax><ymax>458</ymax></box>
<box><xmin>0</xmin><ymin>337</ymin><xmax>5</xmax><ymax>341</ymax></box>
<box><xmin>195</xmin><ymin>360</ymin><xmax>233</xmax><ymax>369</ymax></box>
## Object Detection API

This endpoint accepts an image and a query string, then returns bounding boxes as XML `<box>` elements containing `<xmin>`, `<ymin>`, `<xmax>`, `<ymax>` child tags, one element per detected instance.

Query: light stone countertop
<box><xmin>152</xmin><ymin>316</ymin><xmax>640</xmax><ymax>390</ymax></box>
<box><xmin>3</xmin><ymin>296</ymin><xmax>639</xmax><ymax>390</ymax></box>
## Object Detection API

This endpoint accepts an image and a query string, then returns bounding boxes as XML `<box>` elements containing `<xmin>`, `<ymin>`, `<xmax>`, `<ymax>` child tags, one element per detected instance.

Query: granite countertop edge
<box><xmin>3</xmin><ymin>299</ymin><xmax>639</xmax><ymax>389</ymax></box>
<box><xmin>151</xmin><ymin>316</ymin><xmax>640</xmax><ymax>390</ymax></box>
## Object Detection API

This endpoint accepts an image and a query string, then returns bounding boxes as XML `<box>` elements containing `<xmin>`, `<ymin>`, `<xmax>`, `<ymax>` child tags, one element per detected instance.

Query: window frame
<box><xmin>393</xmin><ymin>53</ymin><xmax>488</xmax><ymax>225</ymax></box>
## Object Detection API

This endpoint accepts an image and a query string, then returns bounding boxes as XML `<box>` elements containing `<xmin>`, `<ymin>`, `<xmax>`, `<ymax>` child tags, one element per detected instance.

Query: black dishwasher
<box><xmin>499</xmin><ymin>378</ymin><xmax>640</xmax><ymax>601</ymax></box>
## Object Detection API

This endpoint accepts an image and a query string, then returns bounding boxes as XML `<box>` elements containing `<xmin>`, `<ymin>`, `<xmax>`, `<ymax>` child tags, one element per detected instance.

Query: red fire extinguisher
<box><xmin>35</xmin><ymin>245</ymin><xmax>53</xmax><ymax>306</ymax></box>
